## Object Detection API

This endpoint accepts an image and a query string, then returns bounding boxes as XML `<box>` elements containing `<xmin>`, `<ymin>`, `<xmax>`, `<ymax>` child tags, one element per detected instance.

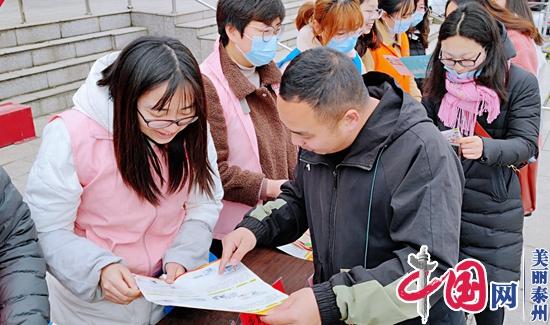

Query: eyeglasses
<box><xmin>137</xmin><ymin>109</ymin><xmax>198</xmax><ymax>129</ymax></box>
<box><xmin>439</xmin><ymin>51</ymin><xmax>482</xmax><ymax>68</ymax></box>
<box><xmin>363</xmin><ymin>8</ymin><xmax>384</xmax><ymax>20</ymax></box>
<box><xmin>247</xmin><ymin>25</ymin><xmax>285</xmax><ymax>42</ymax></box>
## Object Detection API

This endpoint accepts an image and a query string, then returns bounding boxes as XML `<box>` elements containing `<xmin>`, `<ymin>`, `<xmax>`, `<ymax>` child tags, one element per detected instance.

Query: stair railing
<box><xmin>16</xmin><ymin>0</ymin><xmax>26</xmax><ymax>23</ymax></box>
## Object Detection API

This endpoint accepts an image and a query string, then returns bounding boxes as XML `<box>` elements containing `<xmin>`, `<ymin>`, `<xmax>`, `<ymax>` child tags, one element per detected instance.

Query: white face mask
<box><xmin>409</xmin><ymin>10</ymin><xmax>425</xmax><ymax>27</ymax></box>
<box><xmin>390</xmin><ymin>16</ymin><xmax>411</xmax><ymax>34</ymax></box>
<box><xmin>235</xmin><ymin>33</ymin><xmax>278</xmax><ymax>67</ymax></box>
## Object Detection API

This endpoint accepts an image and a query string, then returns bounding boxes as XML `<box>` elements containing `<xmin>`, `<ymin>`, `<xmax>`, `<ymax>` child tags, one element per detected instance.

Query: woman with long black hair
<box><xmin>423</xmin><ymin>4</ymin><xmax>540</xmax><ymax>323</ymax></box>
<box><xmin>25</xmin><ymin>36</ymin><xmax>223</xmax><ymax>324</ymax></box>
<box><xmin>448</xmin><ymin>0</ymin><xmax>543</xmax><ymax>75</ymax></box>
<box><xmin>447</xmin><ymin>0</ymin><xmax>544</xmax><ymax>218</ymax></box>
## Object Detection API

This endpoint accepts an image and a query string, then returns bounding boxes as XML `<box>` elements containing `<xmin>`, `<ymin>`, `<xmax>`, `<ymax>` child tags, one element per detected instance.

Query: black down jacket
<box><xmin>423</xmin><ymin>43</ymin><xmax>541</xmax><ymax>282</ymax></box>
<box><xmin>424</xmin><ymin>65</ymin><xmax>540</xmax><ymax>282</ymax></box>
<box><xmin>0</xmin><ymin>167</ymin><xmax>49</xmax><ymax>324</ymax></box>
<box><xmin>422</xmin><ymin>24</ymin><xmax>541</xmax><ymax>282</ymax></box>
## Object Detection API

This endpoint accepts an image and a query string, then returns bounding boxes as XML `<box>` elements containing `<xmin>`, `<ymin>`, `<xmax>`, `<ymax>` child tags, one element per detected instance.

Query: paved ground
<box><xmin>504</xmin><ymin>108</ymin><xmax>550</xmax><ymax>324</ymax></box>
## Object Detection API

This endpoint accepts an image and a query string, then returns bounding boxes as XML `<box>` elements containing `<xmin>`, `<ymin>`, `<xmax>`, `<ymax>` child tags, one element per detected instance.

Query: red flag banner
<box><xmin>0</xmin><ymin>0</ymin><xmax>4</xmax><ymax>7</ymax></box>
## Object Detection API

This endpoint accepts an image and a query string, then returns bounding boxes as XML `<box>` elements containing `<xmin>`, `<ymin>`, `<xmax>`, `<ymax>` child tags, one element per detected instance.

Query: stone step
<box><xmin>0</xmin><ymin>26</ymin><xmax>147</xmax><ymax>74</ymax></box>
<box><xmin>171</xmin><ymin>2</ymin><xmax>219</xmax><ymax>25</ymax></box>
<box><xmin>9</xmin><ymin>50</ymin><xmax>296</xmax><ymax>120</ymax></box>
<box><xmin>7</xmin><ymin>80</ymin><xmax>85</xmax><ymax>118</ymax></box>
<box><xmin>176</xmin><ymin>1</ymin><xmax>302</xmax><ymax>37</ymax></box>
<box><xmin>0</xmin><ymin>52</ymin><xmax>112</xmax><ymax>101</ymax></box>
<box><xmin>0</xmin><ymin>12</ymin><xmax>131</xmax><ymax>49</ymax></box>
<box><xmin>278</xmin><ymin>28</ymin><xmax>298</xmax><ymax>48</ymax></box>
<box><xmin>284</xmin><ymin>1</ymin><xmax>304</xmax><ymax>18</ymax></box>
<box><xmin>130</xmin><ymin>5</ymin><xmax>218</xmax><ymax>27</ymax></box>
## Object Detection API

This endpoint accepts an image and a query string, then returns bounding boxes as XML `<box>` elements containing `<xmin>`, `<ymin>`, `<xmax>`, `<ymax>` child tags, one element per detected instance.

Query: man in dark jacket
<box><xmin>0</xmin><ymin>167</ymin><xmax>49</xmax><ymax>324</ymax></box>
<box><xmin>219</xmin><ymin>48</ymin><xmax>465</xmax><ymax>325</ymax></box>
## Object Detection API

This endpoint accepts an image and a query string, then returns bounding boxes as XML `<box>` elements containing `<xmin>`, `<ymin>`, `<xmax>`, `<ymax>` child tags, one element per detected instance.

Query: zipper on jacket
<box><xmin>299</xmin><ymin>158</ymin><xmax>329</xmax><ymax>168</ymax></box>
<box><xmin>327</xmin><ymin>157</ymin><xmax>381</xmax><ymax>276</ymax></box>
<box><xmin>328</xmin><ymin>167</ymin><xmax>340</xmax><ymax>276</ymax></box>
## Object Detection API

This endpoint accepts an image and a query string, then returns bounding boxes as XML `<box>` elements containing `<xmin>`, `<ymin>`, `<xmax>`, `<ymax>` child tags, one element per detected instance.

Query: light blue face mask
<box><xmin>409</xmin><ymin>11</ymin><xmax>425</xmax><ymax>27</ymax></box>
<box><xmin>327</xmin><ymin>35</ymin><xmax>360</xmax><ymax>54</ymax></box>
<box><xmin>444</xmin><ymin>65</ymin><xmax>482</xmax><ymax>82</ymax></box>
<box><xmin>242</xmin><ymin>35</ymin><xmax>278</xmax><ymax>67</ymax></box>
<box><xmin>391</xmin><ymin>16</ymin><xmax>411</xmax><ymax>34</ymax></box>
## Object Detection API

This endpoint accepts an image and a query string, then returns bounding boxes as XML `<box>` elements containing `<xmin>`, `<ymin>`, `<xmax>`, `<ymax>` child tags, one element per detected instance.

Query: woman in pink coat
<box><xmin>26</xmin><ymin>36</ymin><xmax>223</xmax><ymax>324</ymax></box>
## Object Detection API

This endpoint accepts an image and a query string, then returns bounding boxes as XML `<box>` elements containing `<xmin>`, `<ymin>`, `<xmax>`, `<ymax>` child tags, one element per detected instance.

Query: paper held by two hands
<box><xmin>135</xmin><ymin>260</ymin><xmax>288</xmax><ymax>315</ymax></box>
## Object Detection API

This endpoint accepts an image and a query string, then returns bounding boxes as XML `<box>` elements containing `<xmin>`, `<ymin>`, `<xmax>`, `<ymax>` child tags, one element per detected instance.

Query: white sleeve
<box><xmin>26</xmin><ymin>119</ymin><xmax>82</xmax><ymax>232</ymax></box>
<box><xmin>25</xmin><ymin>119</ymin><xmax>121</xmax><ymax>302</ymax></box>
<box><xmin>163</xmin><ymin>127</ymin><xmax>223</xmax><ymax>271</ymax></box>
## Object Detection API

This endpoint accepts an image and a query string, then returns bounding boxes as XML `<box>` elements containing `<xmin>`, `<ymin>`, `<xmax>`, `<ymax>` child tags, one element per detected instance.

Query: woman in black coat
<box><xmin>0</xmin><ymin>167</ymin><xmax>49</xmax><ymax>324</ymax></box>
<box><xmin>422</xmin><ymin>3</ymin><xmax>540</xmax><ymax>324</ymax></box>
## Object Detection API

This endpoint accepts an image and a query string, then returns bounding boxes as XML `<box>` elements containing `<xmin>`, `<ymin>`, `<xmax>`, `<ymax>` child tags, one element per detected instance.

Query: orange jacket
<box><xmin>369</xmin><ymin>20</ymin><xmax>421</xmax><ymax>100</ymax></box>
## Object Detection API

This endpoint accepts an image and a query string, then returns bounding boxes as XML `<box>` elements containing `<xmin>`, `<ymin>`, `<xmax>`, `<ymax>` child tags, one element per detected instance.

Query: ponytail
<box><xmin>296</xmin><ymin>2</ymin><xmax>315</xmax><ymax>30</ymax></box>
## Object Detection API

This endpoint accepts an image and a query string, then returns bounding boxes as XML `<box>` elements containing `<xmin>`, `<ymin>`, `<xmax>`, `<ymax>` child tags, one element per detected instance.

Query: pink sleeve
<box><xmin>507</xmin><ymin>29</ymin><xmax>538</xmax><ymax>75</ymax></box>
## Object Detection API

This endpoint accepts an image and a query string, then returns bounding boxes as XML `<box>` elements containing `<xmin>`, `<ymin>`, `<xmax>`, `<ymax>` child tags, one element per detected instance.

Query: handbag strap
<box><xmin>474</xmin><ymin>122</ymin><xmax>492</xmax><ymax>139</ymax></box>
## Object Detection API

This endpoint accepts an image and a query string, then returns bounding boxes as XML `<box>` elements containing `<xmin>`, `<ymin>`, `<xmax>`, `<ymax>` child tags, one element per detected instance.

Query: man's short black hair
<box><xmin>216</xmin><ymin>0</ymin><xmax>286</xmax><ymax>47</ymax></box>
<box><xmin>280</xmin><ymin>48</ymin><xmax>370</xmax><ymax>122</ymax></box>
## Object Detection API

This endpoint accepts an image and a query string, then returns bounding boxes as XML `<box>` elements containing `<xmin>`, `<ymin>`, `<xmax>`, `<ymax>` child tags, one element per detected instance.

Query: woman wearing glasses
<box><xmin>355</xmin><ymin>0</ymin><xmax>383</xmax><ymax>72</ymax></box>
<box><xmin>201</xmin><ymin>0</ymin><xmax>297</xmax><ymax>257</ymax></box>
<box><xmin>25</xmin><ymin>36</ymin><xmax>223</xmax><ymax>324</ymax></box>
<box><xmin>422</xmin><ymin>4</ymin><xmax>540</xmax><ymax>324</ymax></box>
<box><xmin>369</xmin><ymin>0</ymin><xmax>422</xmax><ymax>100</ymax></box>
<box><xmin>447</xmin><ymin>0</ymin><xmax>544</xmax><ymax>77</ymax></box>
<box><xmin>277</xmin><ymin>0</ymin><xmax>368</xmax><ymax>73</ymax></box>
<box><xmin>447</xmin><ymin>0</ymin><xmax>545</xmax><ymax>218</ymax></box>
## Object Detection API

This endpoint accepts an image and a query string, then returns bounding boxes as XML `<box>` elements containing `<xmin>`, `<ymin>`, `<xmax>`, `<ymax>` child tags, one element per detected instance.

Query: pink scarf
<box><xmin>438</xmin><ymin>74</ymin><xmax>501</xmax><ymax>136</ymax></box>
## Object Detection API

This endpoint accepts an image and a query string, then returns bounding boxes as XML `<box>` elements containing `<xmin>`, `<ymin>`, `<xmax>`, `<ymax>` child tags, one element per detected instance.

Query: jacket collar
<box><xmin>497</xmin><ymin>21</ymin><xmax>517</xmax><ymax>60</ymax></box>
<box><xmin>300</xmin><ymin>72</ymin><xmax>429</xmax><ymax>170</ymax></box>
<box><xmin>218</xmin><ymin>43</ymin><xmax>281</xmax><ymax>101</ymax></box>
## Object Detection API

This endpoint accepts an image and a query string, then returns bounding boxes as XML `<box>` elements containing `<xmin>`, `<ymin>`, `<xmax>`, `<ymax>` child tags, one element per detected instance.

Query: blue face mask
<box><xmin>391</xmin><ymin>16</ymin><xmax>411</xmax><ymax>34</ymax></box>
<box><xmin>327</xmin><ymin>35</ymin><xmax>360</xmax><ymax>54</ymax></box>
<box><xmin>444</xmin><ymin>65</ymin><xmax>482</xmax><ymax>82</ymax></box>
<box><xmin>241</xmin><ymin>35</ymin><xmax>278</xmax><ymax>67</ymax></box>
<box><xmin>409</xmin><ymin>11</ymin><xmax>425</xmax><ymax>27</ymax></box>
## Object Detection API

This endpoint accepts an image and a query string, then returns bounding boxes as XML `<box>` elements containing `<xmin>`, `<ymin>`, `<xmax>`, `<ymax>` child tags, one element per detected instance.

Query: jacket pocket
<box><xmin>463</xmin><ymin>161</ymin><xmax>508</xmax><ymax>203</ymax></box>
<box><xmin>491</xmin><ymin>167</ymin><xmax>509</xmax><ymax>203</ymax></box>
